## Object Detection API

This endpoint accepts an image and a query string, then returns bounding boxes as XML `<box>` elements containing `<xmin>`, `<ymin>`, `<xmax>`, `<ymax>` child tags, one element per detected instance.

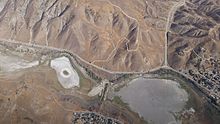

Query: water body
<box><xmin>117</xmin><ymin>78</ymin><xmax>189</xmax><ymax>124</ymax></box>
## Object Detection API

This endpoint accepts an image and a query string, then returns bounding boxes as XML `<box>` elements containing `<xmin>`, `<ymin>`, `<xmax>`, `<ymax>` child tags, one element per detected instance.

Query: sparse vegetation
<box><xmin>112</xmin><ymin>96</ymin><xmax>128</xmax><ymax>107</ymax></box>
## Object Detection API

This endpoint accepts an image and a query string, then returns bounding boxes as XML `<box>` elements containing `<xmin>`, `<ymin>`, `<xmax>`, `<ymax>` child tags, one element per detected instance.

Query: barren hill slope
<box><xmin>0</xmin><ymin>0</ymin><xmax>180</xmax><ymax>72</ymax></box>
<box><xmin>167</xmin><ymin>0</ymin><xmax>220</xmax><ymax>71</ymax></box>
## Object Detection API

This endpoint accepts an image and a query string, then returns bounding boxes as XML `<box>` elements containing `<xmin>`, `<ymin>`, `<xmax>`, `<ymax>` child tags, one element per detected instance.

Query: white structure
<box><xmin>50</xmin><ymin>56</ymin><xmax>80</xmax><ymax>89</ymax></box>
<box><xmin>88</xmin><ymin>80</ymin><xmax>108</xmax><ymax>97</ymax></box>
<box><xmin>88</xmin><ymin>84</ymin><xmax>104</xmax><ymax>97</ymax></box>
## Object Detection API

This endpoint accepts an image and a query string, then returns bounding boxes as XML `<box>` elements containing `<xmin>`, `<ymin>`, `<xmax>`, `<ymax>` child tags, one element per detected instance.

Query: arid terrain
<box><xmin>168</xmin><ymin>0</ymin><xmax>220</xmax><ymax>69</ymax></box>
<box><xmin>0</xmin><ymin>46</ymin><xmax>147</xmax><ymax>124</ymax></box>
<box><xmin>168</xmin><ymin>0</ymin><xmax>220</xmax><ymax>106</ymax></box>
<box><xmin>0</xmin><ymin>0</ymin><xmax>220</xmax><ymax>124</ymax></box>
<box><xmin>0</xmin><ymin>0</ymin><xmax>184</xmax><ymax>72</ymax></box>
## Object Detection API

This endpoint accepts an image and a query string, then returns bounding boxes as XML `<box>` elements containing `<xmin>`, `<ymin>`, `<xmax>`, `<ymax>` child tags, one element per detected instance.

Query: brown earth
<box><xmin>0</xmin><ymin>65</ymin><xmax>147</xmax><ymax>124</ymax></box>
<box><xmin>0</xmin><ymin>66</ymin><xmax>77</xmax><ymax>124</ymax></box>
<box><xmin>167</xmin><ymin>0</ymin><xmax>220</xmax><ymax>71</ymax></box>
<box><xmin>0</xmin><ymin>0</ymin><xmax>182</xmax><ymax>72</ymax></box>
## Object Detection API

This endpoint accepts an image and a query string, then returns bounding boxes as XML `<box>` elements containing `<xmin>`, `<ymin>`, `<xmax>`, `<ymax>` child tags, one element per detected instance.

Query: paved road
<box><xmin>0</xmin><ymin>38</ymin><xmax>162</xmax><ymax>74</ymax></box>
<box><xmin>2</xmin><ymin>38</ymin><xmax>219</xmax><ymax>103</ymax></box>
<box><xmin>0</xmin><ymin>0</ymin><xmax>187</xmax><ymax>75</ymax></box>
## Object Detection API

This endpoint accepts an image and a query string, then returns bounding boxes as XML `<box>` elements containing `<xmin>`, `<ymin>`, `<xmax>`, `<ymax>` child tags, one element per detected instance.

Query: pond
<box><xmin>117</xmin><ymin>78</ymin><xmax>189</xmax><ymax>124</ymax></box>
